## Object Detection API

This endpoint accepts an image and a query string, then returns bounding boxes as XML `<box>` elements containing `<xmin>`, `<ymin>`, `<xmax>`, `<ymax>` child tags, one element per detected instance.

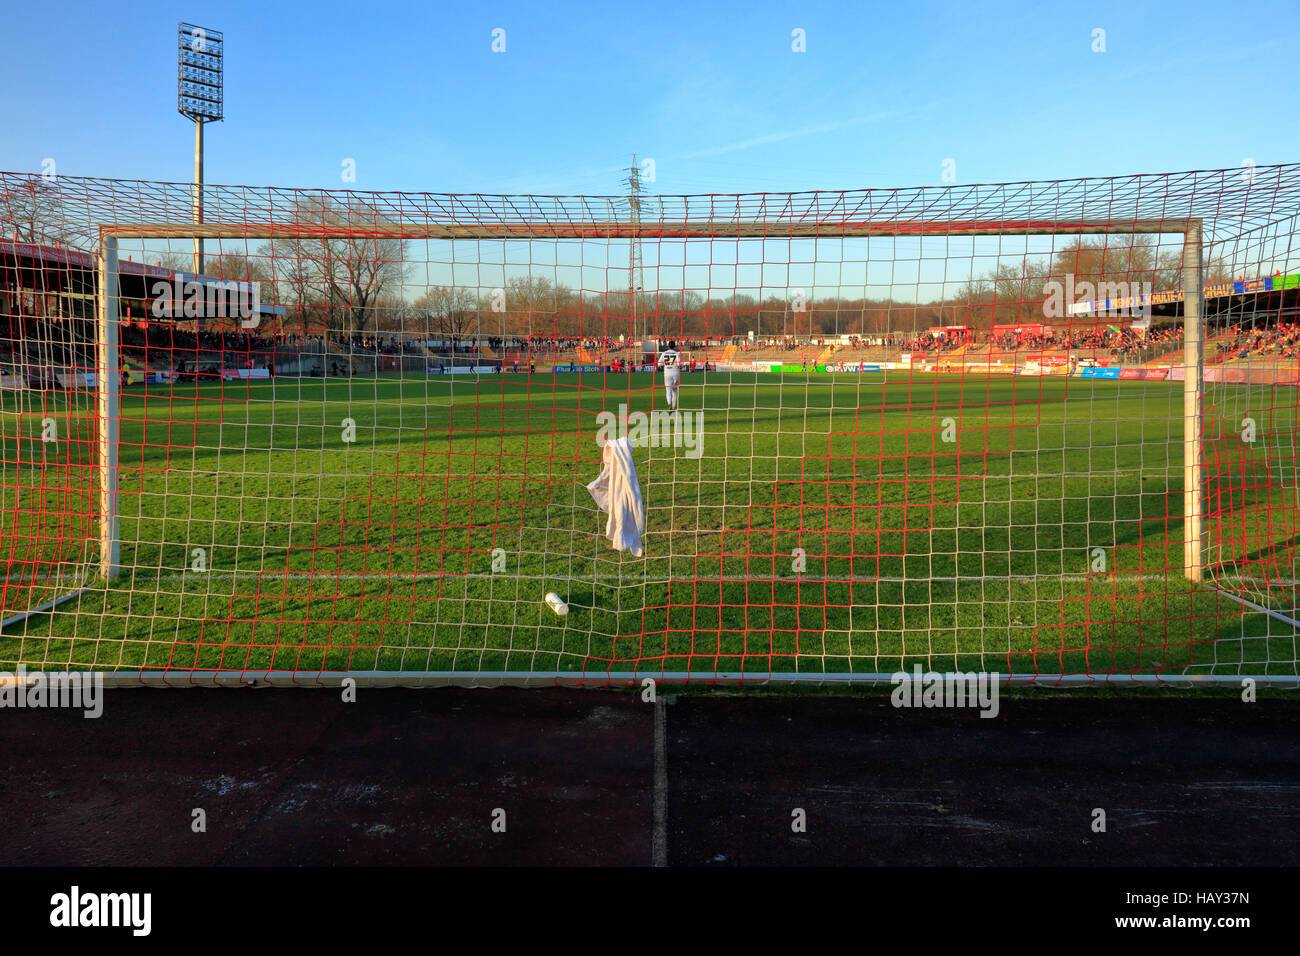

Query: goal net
<box><xmin>2</xmin><ymin>164</ymin><xmax>1299</xmax><ymax>685</ymax></box>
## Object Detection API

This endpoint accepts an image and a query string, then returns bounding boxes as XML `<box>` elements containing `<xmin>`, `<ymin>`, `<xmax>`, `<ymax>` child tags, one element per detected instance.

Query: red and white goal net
<box><xmin>1</xmin><ymin>164</ymin><xmax>1298</xmax><ymax>684</ymax></box>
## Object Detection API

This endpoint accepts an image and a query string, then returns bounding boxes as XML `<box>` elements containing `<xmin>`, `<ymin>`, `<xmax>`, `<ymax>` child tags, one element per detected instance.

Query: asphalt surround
<box><xmin>2</xmin><ymin>689</ymin><xmax>1298</xmax><ymax>866</ymax></box>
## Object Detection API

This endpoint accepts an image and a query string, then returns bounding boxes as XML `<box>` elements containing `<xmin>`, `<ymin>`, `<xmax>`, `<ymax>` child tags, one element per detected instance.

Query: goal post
<box><xmin>1182</xmin><ymin>219</ymin><xmax>1205</xmax><ymax>584</ymax></box>
<box><xmin>2</xmin><ymin>164</ymin><xmax>1298</xmax><ymax>686</ymax></box>
<box><xmin>97</xmin><ymin>234</ymin><xmax>120</xmax><ymax>579</ymax></box>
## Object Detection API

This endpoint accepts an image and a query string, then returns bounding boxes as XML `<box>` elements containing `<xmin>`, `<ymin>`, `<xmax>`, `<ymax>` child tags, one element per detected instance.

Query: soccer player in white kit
<box><xmin>657</xmin><ymin>340</ymin><xmax>681</xmax><ymax>408</ymax></box>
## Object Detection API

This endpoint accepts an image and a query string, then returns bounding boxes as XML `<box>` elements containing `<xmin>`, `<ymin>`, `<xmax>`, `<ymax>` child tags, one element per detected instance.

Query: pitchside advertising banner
<box><xmin>56</xmin><ymin>372</ymin><xmax>98</xmax><ymax>388</ymax></box>
<box><xmin>1118</xmin><ymin>368</ymin><xmax>1171</xmax><ymax>381</ymax></box>
<box><xmin>547</xmin><ymin>363</ymin><xmax>702</xmax><ymax>373</ymax></box>
<box><xmin>827</xmin><ymin>362</ymin><xmax>891</xmax><ymax>372</ymax></box>
<box><xmin>132</xmin><ymin>370</ymin><xmax>263</xmax><ymax>384</ymax></box>
<box><xmin>958</xmin><ymin>362</ymin><xmax>1013</xmax><ymax>374</ymax></box>
<box><xmin>1017</xmin><ymin>357</ymin><xmax>1070</xmax><ymax>377</ymax></box>
<box><xmin>1166</xmin><ymin>365</ymin><xmax>1300</xmax><ymax>384</ymax></box>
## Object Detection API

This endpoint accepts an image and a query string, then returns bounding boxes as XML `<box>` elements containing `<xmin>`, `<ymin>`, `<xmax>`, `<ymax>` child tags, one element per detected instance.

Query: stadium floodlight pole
<box><xmin>194</xmin><ymin>121</ymin><xmax>202</xmax><ymax>274</ymax></box>
<box><xmin>177</xmin><ymin>23</ymin><xmax>224</xmax><ymax>276</ymax></box>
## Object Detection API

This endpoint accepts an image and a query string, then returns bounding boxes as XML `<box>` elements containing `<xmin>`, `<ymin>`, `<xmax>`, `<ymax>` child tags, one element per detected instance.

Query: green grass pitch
<box><xmin>0</xmin><ymin>370</ymin><xmax>1296</xmax><ymax>679</ymax></box>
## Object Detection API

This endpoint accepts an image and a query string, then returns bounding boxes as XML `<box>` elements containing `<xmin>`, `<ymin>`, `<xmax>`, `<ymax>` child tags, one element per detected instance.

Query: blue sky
<box><xmin>1</xmin><ymin>1</ymin><xmax>1295</xmax><ymax>304</ymax></box>
<box><xmin>1</xmin><ymin>0</ymin><xmax>1296</xmax><ymax>197</ymax></box>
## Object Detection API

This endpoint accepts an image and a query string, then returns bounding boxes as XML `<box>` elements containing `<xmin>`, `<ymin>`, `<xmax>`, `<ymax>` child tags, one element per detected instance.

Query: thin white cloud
<box><xmin>680</xmin><ymin>111</ymin><xmax>903</xmax><ymax>160</ymax></box>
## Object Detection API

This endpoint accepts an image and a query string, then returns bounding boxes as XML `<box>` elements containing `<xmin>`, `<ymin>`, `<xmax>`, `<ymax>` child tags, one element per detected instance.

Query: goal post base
<box><xmin>0</xmin><ymin>587</ymin><xmax>93</xmax><ymax>632</ymax></box>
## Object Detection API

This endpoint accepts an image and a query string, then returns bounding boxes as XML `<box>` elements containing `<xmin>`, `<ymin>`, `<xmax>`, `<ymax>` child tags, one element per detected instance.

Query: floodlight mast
<box><xmin>177</xmin><ymin>23</ymin><xmax>224</xmax><ymax>277</ymax></box>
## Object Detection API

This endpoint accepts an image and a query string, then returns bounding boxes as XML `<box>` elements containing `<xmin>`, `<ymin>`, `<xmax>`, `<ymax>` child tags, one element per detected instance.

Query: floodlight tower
<box><xmin>177</xmin><ymin>22</ymin><xmax>224</xmax><ymax>276</ymax></box>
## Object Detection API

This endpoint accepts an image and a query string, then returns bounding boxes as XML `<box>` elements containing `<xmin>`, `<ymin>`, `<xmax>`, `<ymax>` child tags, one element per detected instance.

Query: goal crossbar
<box><xmin>99</xmin><ymin>218</ymin><xmax>1200</xmax><ymax>242</ymax></box>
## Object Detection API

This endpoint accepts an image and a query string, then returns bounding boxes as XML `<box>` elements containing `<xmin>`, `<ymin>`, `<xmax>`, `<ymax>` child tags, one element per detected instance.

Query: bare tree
<box><xmin>0</xmin><ymin>174</ymin><xmax>78</xmax><ymax>247</ymax></box>
<box><xmin>156</xmin><ymin>251</ymin><xmax>194</xmax><ymax>273</ymax></box>
<box><xmin>257</xmin><ymin>196</ymin><xmax>408</xmax><ymax>335</ymax></box>
<box><xmin>504</xmin><ymin>275</ymin><xmax>580</xmax><ymax>337</ymax></box>
<box><xmin>411</xmin><ymin>286</ymin><xmax>481</xmax><ymax>342</ymax></box>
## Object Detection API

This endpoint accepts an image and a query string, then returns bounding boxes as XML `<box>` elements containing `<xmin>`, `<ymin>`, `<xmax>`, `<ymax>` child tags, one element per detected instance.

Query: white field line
<box><xmin>652</xmin><ymin>699</ymin><xmax>668</xmax><ymax>868</ymax></box>
<box><xmin>11</xmin><ymin>571</ymin><xmax>1291</xmax><ymax>586</ymax></box>
<box><xmin>0</xmin><ymin>467</ymin><xmax>1193</xmax><ymax>482</ymax></box>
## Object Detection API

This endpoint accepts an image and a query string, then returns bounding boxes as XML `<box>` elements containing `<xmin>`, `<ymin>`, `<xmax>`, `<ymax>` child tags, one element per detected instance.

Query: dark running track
<box><xmin>1</xmin><ymin>689</ymin><xmax>1298</xmax><ymax>866</ymax></box>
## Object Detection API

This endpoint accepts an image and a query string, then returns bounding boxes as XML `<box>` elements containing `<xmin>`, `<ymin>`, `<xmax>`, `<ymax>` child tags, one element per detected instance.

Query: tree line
<box><xmin>151</xmin><ymin>197</ymin><xmax>1235</xmax><ymax>338</ymax></box>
